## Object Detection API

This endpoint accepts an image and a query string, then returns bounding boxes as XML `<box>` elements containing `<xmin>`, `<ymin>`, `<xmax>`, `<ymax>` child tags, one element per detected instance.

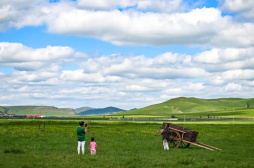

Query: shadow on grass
<box><xmin>4</xmin><ymin>148</ymin><xmax>25</xmax><ymax>154</ymax></box>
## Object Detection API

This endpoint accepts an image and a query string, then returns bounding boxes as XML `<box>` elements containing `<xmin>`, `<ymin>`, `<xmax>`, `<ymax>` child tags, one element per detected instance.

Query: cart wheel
<box><xmin>180</xmin><ymin>141</ymin><xmax>190</xmax><ymax>148</ymax></box>
<box><xmin>169</xmin><ymin>131</ymin><xmax>181</xmax><ymax>148</ymax></box>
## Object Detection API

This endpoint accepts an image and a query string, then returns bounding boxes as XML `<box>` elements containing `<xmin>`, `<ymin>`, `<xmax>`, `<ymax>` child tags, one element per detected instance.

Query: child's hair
<box><xmin>91</xmin><ymin>137</ymin><xmax>95</xmax><ymax>141</ymax></box>
<box><xmin>79</xmin><ymin>121</ymin><xmax>84</xmax><ymax>126</ymax></box>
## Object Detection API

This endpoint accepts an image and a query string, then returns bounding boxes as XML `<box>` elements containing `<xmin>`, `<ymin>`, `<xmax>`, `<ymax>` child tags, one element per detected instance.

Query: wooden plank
<box><xmin>182</xmin><ymin>140</ymin><xmax>214</xmax><ymax>151</ymax></box>
<box><xmin>168</xmin><ymin>127</ymin><xmax>186</xmax><ymax>133</ymax></box>
<box><xmin>197</xmin><ymin>142</ymin><xmax>221</xmax><ymax>150</ymax></box>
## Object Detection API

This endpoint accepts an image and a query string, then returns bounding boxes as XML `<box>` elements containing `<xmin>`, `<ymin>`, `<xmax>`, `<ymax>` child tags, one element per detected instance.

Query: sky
<box><xmin>0</xmin><ymin>0</ymin><xmax>254</xmax><ymax>110</ymax></box>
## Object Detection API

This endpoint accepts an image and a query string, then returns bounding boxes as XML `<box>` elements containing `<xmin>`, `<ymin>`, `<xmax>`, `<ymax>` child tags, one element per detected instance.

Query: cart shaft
<box><xmin>182</xmin><ymin>140</ymin><xmax>214</xmax><ymax>151</ymax></box>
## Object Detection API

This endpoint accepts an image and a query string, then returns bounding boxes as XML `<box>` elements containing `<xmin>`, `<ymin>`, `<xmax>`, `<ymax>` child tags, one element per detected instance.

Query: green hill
<box><xmin>74</xmin><ymin>106</ymin><xmax>94</xmax><ymax>114</ymax></box>
<box><xmin>0</xmin><ymin>106</ymin><xmax>76</xmax><ymax>117</ymax></box>
<box><xmin>79</xmin><ymin>107</ymin><xmax>125</xmax><ymax>115</ymax></box>
<box><xmin>116</xmin><ymin>97</ymin><xmax>254</xmax><ymax>117</ymax></box>
<box><xmin>0</xmin><ymin>107</ymin><xmax>5</xmax><ymax>114</ymax></box>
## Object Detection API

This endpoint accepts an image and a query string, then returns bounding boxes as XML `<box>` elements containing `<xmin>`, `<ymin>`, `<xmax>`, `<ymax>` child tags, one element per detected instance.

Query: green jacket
<box><xmin>77</xmin><ymin>127</ymin><xmax>86</xmax><ymax>141</ymax></box>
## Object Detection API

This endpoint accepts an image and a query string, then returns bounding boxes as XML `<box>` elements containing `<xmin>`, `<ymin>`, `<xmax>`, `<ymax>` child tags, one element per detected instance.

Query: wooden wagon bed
<box><xmin>162</xmin><ymin>123</ymin><xmax>221</xmax><ymax>151</ymax></box>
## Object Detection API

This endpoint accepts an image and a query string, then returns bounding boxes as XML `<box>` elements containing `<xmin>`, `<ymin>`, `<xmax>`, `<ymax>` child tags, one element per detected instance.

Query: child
<box><xmin>89</xmin><ymin>137</ymin><xmax>97</xmax><ymax>155</ymax></box>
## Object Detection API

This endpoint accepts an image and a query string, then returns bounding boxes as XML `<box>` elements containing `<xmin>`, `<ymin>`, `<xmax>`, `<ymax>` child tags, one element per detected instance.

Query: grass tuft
<box><xmin>4</xmin><ymin>148</ymin><xmax>25</xmax><ymax>154</ymax></box>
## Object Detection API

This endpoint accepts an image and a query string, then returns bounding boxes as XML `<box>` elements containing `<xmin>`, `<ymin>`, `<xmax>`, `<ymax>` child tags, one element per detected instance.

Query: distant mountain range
<box><xmin>2</xmin><ymin>97</ymin><xmax>253</xmax><ymax>117</ymax></box>
<box><xmin>74</xmin><ymin>106</ymin><xmax>95</xmax><ymax>114</ymax></box>
<box><xmin>0</xmin><ymin>106</ymin><xmax>76</xmax><ymax>117</ymax></box>
<box><xmin>77</xmin><ymin>106</ymin><xmax>126</xmax><ymax>116</ymax></box>
<box><xmin>0</xmin><ymin>105</ymin><xmax>126</xmax><ymax>117</ymax></box>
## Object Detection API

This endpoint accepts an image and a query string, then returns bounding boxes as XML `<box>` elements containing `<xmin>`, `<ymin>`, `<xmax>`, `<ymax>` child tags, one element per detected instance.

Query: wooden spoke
<box><xmin>169</xmin><ymin>131</ymin><xmax>181</xmax><ymax>148</ymax></box>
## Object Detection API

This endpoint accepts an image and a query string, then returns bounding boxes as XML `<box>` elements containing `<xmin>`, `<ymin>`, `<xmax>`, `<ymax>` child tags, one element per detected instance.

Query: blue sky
<box><xmin>0</xmin><ymin>0</ymin><xmax>254</xmax><ymax>109</ymax></box>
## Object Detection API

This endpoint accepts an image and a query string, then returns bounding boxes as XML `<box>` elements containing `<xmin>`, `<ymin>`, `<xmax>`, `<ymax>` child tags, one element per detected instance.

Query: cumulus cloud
<box><xmin>77</xmin><ymin>0</ymin><xmax>184</xmax><ymax>13</ymax></box>
<box><xmin>153</xmin><ymin>52</ymin><xmax>179</xmax><ymax>64</ymax></box>
<box><xmin>125</xmin><ymin>85</ymin><xmax>149</xmax><ymax>91</ymax></box>
<box><xmin>0</xmin><ymin>0</ymin><xmax>48</xmax><ymax>31</ymax></box>
<box><xmin>77</xmin><ymin>0</ymin><xmax>134</xmax><ymax>10</ymax></box>
<box><xmin>45</xmin><ymin>5</ymin><xmax>254</xmax><ymax>47</ymax></box>
<box><xmin>0</xmin><ymin>42</ymin><xmax>75</xmax><ymax>71</ymax></box>
<box><xmin>2</xmin><ymin>42</ymin><xmax>254</xmax><ymax>108</ymax></box>
<box><xmin>194</xmin><ymin>47</ymin><xmax>254</xmax><ymax>72</ymax></box>
<box><xmin>165</xmin><ymin>88</ymin><xmax>182</xmax><ymax>94</ymax></box>
<box><xmin>221</xmin><ymin>69</ymin><xmax>254</xmax><ymax>80</ymax></box>
<box><xmin>1</xmin><ymin>1</ymin><xmax>254</xmax><ymax>47</ymax></box>
<box><xmin>83</xmin><ymin>54</ymin><xmax>208</xmax><ymax>79</ymax></box>
<box><xmin>1</xmin><ymin>0</ymin><xmax>254</xmax><ymax>109</ymax></box>
<box><xmin>46</xmin><ymin>7</ymin><xmax>220</xmax><ymax>46</ymax></box>
<box><xmin>220</xmin><ymin>0</ymin><xmax>254</xmax><ymax>19</ymax></box>
<box><xmin>136</xmin><ymin>0</ymin><xmax>185</xmax><ymax>13</ymax></box>
<box><xmin>225</xmin><ymin>82</ymin><xmax>242</xmax><ymax>91</ymax></box>
<box><xmin>60</xmin><ymin>69</ymin><xmax>121</xmax><ymax>83</ymax></box>
<box><xmin>195</xmin><ymin>47</ymin><xmax>254</xmax><ymax>64</ymax></box>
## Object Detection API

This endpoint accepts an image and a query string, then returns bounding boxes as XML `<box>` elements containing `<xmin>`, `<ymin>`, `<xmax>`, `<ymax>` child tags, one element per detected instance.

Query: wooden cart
<box><xmin>162</xmin><ymin>123</ymin><xmax>221</xmax><ymax>151</ymax></box>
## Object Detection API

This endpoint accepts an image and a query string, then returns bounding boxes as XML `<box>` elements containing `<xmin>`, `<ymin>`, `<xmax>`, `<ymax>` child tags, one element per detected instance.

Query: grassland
<box><xmin>0</xmin><ymin>119</ymin><xmax>253</xmax><ymax>168</ymax></box>
<box><xmin>2</xmin><ymin>97</ymin><xmax>254</xmax><ymax>118</ymax></box>
<box><xmin>115</xmin><ymin>97</ymin><xmax>254</xmax><ymax>117</ymax></box>
<box><xmin>0</xmin><ymin>106</ymin><xmax>76</xmax><ymax>117</ymax></box>
<box><xmin>111</xmin><ymin>108</ymin><xmax>254</xmax><ymax>119</ymax></box>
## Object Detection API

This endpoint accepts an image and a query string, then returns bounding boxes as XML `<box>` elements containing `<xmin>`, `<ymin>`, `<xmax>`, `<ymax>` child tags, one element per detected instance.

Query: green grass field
<box><xmin>0</xmin><ymin>106</ymin><xmax>76</xmax><ymax>117</ymax></box>
<box><xmin>115</xmin><ymin>97</ymin><xmax>254</xmax><ymax>117</ymax></box>
<box><xmin>112</xmin><ymin>108</ymin><xmax>254</xmax><ymax>119</ymax></box>
<box><xmin>0</xmin><ymin>119</ymin><xmax>253</xmax><ymax>168</ymax></box>
<box><xmin>2</xmin><ymin>97</ymin><xmax>254</xmax><ymax>118</ymax></box>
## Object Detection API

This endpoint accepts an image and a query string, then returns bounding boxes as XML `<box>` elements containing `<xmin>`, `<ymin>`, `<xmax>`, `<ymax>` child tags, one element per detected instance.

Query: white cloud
<box><xmin>184</xmin><ymin>82</ymin><xmax>205</xmax><ymax>91</ymax></box>
<box><xmin>45</xmin><ymin>5</ymin><xmax>254</xmax><ymax>47</ymax></box>
<box><xmin>77</xmin><ymin>0</ymin><xmax>184</xmax><ymax>13</ymax></box>
<box><xmin>153</xmin><ymin>52</ymin><xmax>178</xmax><ymax>64</ymax></box>
<box><xmin>1</xmin><ymin>43</ymin><xmax>254</xmax><ymax>108</ymax></box>
<box><xmin>0</xmin><ymin>0</ymin><xmax>48</xmax><ymax>31</ymax></box>
<box><xmin>221</xmin><ymin>69</ymin><xmax>254</xmax><ymax>80</ymax></box>
<box><xmin>225</xmin><ymin>82</ymin><xmax>242</xmax><ymax>91</ymax></box>
<box><xmin>77</xmin><ymin>0</ymin><xmax>134</xmax><ymax>10</ymax></box>
<box><xmin>195</xmin><ymin>49</ymin><xmax>221</xmax><ymax>63</ymax></box>
<box><xmin>136</xmin><ymin>0</ymin><xmax>184</xmax><ymax>13</ymax></box>
<box><xmin>209</xmin><ymin>76</ymin><xmax>225</xmax><ymax>85</ymax></box>
<box><xmin>0</xmin><ymin>42</ymin><xmax>74</xmax><ymax>71</ymax></box>
<box><xmin>194</xmin><ymin>47</ymin><xmax>254</xmax><ymax>72</ymax></box>
<box><xmin>60</xmin><ymin>69</ymin><xmax>106</xmax><ymax>82</ymax></box>
<box><xmin>0</xmin><ymin>1</ymin><xmax>254</xmax><ymax>48</ymax></box>
<box><xmin>195</xmin><ymin>47</ymin><xmax>254</xmax><ymax>64</ymax></box>
<box><xmin>2</xmin><ymin>42</ymin><xmax>254</xmax><ymax>108</ymax></box>
<box><xmin>125</xmin><ymin>85</ymin><xmax>149</xmax><ymax>91</ymax></box>
<box><xmin>165</xmin><ymin>88</ymin><xmax>182</xmax><ymax>94</ymax></box>
<box><xmin>84</xmin><ymin>53</ymin><xmax>208</xmax><ymax>79</ymax></box>
<box><xmin>0</xmin><ymin>0</ymin><xmax>42</xmax><ymax>9</ymax></box>
<box><xmin>46</xmin><ymin>7</ymin><xmax>222</xmax><ymax>46</ymax></box>
<box><xmin>10</xmin><ymin>71</ymin><xmax>57</xmax><ymax>83</ymax></box>
<box><xmin>220</xmin><ymin>0</ymin><xmax>254</xmax><ymax>19</ymax></box>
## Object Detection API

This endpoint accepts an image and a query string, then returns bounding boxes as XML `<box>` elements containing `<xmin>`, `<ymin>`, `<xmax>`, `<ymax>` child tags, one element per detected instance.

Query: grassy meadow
<box><xmin>0</xmin><ymin>106</ymin><xmax>76</xmax><ymax>117</ymax></box>
<box><xmin>115</xmin><ymin>97</ymin><xmax>254</xmax><ymax>118</ymax></box>
<box><xmin>0</xmin><ymin>119</ymin><xmax>253</xmax><ymax>168</ymax></box>
<box><xmin>112</xmin><ymin>108</ymin><xmax>254</xmax><ymax>119</ymax></box>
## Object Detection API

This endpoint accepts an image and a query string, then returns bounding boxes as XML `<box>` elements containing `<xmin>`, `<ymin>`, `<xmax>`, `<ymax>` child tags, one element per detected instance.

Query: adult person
<box><xmin>157</xmin><ymin>123</ymin><xmax>171</xmax><ymax>150</ymax></box>
<box><xmin>77</xmin><ymin>121</ymin><xmax>87</xmax><ymax>154</ymax></box>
